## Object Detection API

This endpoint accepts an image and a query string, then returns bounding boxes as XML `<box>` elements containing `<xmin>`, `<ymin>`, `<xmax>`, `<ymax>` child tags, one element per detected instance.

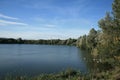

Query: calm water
<box><xmin>0</xmin><ymin>44</ymin><xmax>88</xmax><ymax>76</ymax></box>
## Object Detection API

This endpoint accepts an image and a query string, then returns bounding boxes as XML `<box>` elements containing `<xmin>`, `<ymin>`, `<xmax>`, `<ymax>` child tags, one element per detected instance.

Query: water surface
<box><xmin>0</xmin><ymin>44</ymin><xmax>88</xmax><ymax>76</ymax></box>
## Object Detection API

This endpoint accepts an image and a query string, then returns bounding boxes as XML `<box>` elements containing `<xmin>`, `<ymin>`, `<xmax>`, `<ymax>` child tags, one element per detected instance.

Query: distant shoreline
<box><xmin>0</xmin><ymin>37</ymin><xmax>77</xmax><ymax>46</ymax></box>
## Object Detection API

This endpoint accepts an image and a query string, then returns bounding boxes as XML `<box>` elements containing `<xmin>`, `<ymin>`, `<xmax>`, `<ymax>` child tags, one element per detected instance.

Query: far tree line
<box><xmin>0</xmin><ymin>38</ymin><xmax>77</xmax><ymax>46</ymax></box>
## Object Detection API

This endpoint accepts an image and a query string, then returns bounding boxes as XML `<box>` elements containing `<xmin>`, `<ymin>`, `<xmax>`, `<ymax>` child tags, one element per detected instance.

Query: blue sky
<box><xmin>0</xmin><ymin>0</ymin><xmax>113</xmax><ymax>39</ymax></box>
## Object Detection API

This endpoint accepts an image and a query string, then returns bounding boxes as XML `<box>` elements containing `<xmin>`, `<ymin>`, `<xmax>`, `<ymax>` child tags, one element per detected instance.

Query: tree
<box><xmin>113</xmin><ymin>0</ymin><xmax>120</xmax><ymax>22</ymax></box>
<box><xmin>97</xmin><ymin>0</ymin><xmax>120</xmax><ymax>57</ymax></box>
<box><xmin>77</xmin><ymin>35</ymin><xmax>87</xmax><ymax>49</ymax></box>
<box><xmin>86</xmin><ymin>28</ymin><xmax>97</xmax><ymax>50</ymax></box>
<box><xmin>17</xmin><ymin>38</ymin><xmax>23</xmax><ymax>44</ymax></box>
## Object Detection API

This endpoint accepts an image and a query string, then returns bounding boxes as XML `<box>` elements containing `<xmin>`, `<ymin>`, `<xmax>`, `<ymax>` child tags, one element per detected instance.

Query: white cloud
<box><xmin>0</xmin><ymin>19</ymin><xmax>28</xmax><ymax>26</ymax></box>
<box><xmin>0</xmin><ymin>13</ymin><xmax>28</xmax><ymax>26</ymax></box>
<box><xmin>0</xmin><ymin>13</ymin><xmax>19</xmax><ymax>20</ymax></box>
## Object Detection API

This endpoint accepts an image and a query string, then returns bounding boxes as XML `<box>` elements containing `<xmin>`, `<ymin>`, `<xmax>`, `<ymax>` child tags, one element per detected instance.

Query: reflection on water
<box><xmin>0</xmin><ymin>44</ymin><xmax>88</xmax><ymax>76</ymax></box>
<box><xmin>77</xmin><ymin>49</ymin><xmax>94</xmax><ymax>72</ymax></box>
<box><xmin>79</xmin><ymin>49</ymin><xmax>110</xmax><ymax>73</ymax></box>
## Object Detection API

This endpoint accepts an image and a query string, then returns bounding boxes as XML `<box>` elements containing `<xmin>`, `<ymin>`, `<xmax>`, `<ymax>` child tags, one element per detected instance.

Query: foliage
<box><xmin>0</xmin><ymin>38</ymin><xmax>77</xmax><ymax>46</ymax></box>
<box><xmin>77</xmin><ymin>0</ymin><xmax>120</xmax><ymax>59</ymax></box>
<box><xmin>2</xmin><ymin>67</ymin><xmax>120</xmax><ymax>80</ymax></box>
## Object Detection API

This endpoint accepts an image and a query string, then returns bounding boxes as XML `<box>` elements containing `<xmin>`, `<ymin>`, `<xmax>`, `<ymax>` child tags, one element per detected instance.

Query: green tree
<box><xmin>77</xmin><ymin>35</ymin><xmax>87</xmax><ymax>49</ymax></box>
<box><xmin>98</xmin><ymin>0</ymin><xmax>120</xmax><ymax>58</ymax></box>
<box><xmin>86</xmin><ymin>28</ymin><xmax>97</xmax><ymax>51</ymax></box>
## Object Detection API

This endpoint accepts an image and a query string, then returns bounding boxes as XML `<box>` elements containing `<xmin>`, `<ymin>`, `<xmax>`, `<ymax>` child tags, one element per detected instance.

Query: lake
<box><xmin>0</xmin><ymin>44</ymin><xmax>89</xmax><ymax>77</ymax></box>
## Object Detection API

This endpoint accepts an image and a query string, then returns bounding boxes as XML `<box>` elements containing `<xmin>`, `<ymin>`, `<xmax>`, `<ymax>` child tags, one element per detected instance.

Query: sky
<box><xmin>0</xmin><ymin>0</ymin><xmax>113</xmax><ymax>39</ymax></box>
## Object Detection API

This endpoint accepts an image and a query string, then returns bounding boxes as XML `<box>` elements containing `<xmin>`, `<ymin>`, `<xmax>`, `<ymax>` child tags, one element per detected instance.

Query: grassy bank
<box><xmin>3</xmin><ymin>66</ymin><xmax>120</xmax><ymax>80</ymax></box>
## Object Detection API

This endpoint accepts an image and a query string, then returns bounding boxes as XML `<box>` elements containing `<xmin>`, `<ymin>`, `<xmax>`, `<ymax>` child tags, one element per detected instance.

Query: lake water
<box><xmin>0</xmin><ymin>44</ymin><xmax>89</xmax><ymax>77</ymax></box>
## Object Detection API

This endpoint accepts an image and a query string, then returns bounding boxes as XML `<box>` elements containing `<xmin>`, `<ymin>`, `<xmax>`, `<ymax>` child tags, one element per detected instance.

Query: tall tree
<box><xmin>86</xmin><ymin>28</ymin><xmax>97</xmax><ymax>50</ymax></box>
<box><xmin>98</xmin><ymin>0</ymin><xmax>120</xmax><ymax>57</ymax></box>
<box><xmin>112</xmin><ymin>0</ymin><xmax>120</xmax><ymax>42</ymax></box>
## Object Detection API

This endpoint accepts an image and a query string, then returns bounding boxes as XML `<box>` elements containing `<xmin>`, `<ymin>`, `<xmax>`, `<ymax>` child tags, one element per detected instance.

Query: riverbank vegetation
<box><xmin>0</xmin><ymin>0</ymin><xmax>120</xmax><ymax>80</ymax></box>
<box><xmin>76</xmin><ymin>0</ymin><xmax>120</xmax><ymax>79</ymax></box>
<box><xmin>3</xmin><ymin>67</ymin><xmax>120</xmax><ymax>80</ymax></box>
<box><xmin>77</xmin><ymin>0</ymin><xmax>120</xmax><ymax>67</ymax></box>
